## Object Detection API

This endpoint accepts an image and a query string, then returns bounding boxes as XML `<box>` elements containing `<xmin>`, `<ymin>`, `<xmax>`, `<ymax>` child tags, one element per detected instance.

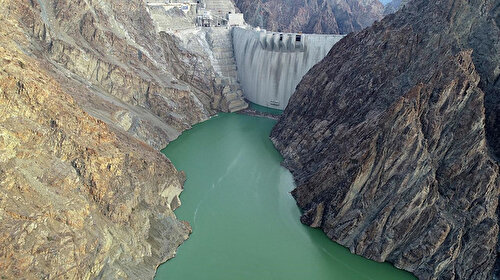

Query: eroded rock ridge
<box><xmin>234</xmin><ymin>0</ymin><xmax>385</xmax><ymax>34</ymax></box>
<box><xmin>271</xmin><ymin>0</ymin><xmax>500</xmax><ymax>278</ymax></box>
<box><xmin>0</xmin><ymin>0</ymin><xmax>227</xmax><ymax>278</ymax></box>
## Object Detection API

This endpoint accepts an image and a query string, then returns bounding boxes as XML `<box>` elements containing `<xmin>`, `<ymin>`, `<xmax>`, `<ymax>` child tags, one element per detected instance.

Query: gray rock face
<box><xmin>234</xmin><ymin>0</ymin><xmax>384</xmax><ymax>34</ymax></box>
<box><xmin>383</xmin><ymin>0</ymin><xmax>406</xmax><ymax>15</ymax></box>
<box><xmin>271</xmin><ymin>0</ymin><xmax>500</xmax><ymax>278</ymax></box>
<box><xmin>232</xmin><ymin>27</ymin><xmax>343</xmax><ymax>109</ymax></box>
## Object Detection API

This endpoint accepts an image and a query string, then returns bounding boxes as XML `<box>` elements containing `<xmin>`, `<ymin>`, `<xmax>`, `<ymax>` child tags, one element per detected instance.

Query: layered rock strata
<box><xmin>0</xmin><ymin>0</ymin><xmax>226</xmax><ymax>278</ymax></box>
<box><xmin>271</xmin><ymin>0</ymin><xmax>500</xmax><ymax>278</ymax></box>
<box><xmin>15</xmin><ymin>0</ymin><xmax>227</xmax><ymax>150</ymax></box>
<box><xmin>234</xmin><ymin>0</ymin><xmax>384</xmax><ymax>34</ymax></box>
<box><xmin>383</xmin><ymin>0</ymin><xmax>408</xmax><ymax>15</ymax></box>
<box><xmin>0</xmin><ymin>34</ymin><xmax>190</xmax><ymax>279</ymax></box>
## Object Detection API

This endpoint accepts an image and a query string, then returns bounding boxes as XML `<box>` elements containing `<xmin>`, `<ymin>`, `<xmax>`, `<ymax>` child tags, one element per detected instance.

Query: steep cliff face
<box><xmin>12</xmin><ymin>0</ymin><xmax>224</xmax><ymax>150</ymax></box>
<box><xmin>383</xmin><ymin>0</ymin><xmax>408</xmax><ymax>15</ymax></box>
<box><xmin>0</xmin><ymin>33</ymin><xmax>190</xmax><ymax>279</ymax></box>
<box><xmin>271</xmin><ymin>0</ymin><xmax>499</xmax><ymax>278</ymax></box>
<box><xmin>0</xmin><ymin>0</ymin><xmax>224</xmax><ymax>278</ymax></box>
<box><xmin>234</xmin><ymin>0</ymin><xmax>384</xmax><ymax>34</ymax></box>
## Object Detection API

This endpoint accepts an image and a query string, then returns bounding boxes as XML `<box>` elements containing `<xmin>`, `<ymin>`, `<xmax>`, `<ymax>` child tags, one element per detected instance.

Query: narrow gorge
<box><xmin>0</xmin><ymin>0</ymin><xmax>498</xmax><ymax>279</ymax></box>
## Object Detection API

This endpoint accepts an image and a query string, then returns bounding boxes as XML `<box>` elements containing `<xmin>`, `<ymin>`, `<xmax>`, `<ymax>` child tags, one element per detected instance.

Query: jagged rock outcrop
<box><xmin>14</xmin><ymin>0</ymin><xmax>226</xmax><ymax>150</ymax></box>
<box><xmin>271</xmin><ymin>0</ymin><xmax>499</xmax><ymax>278</ymax></box>
<box><xmin>0</xmin><ymin>0</ymin><xmax>226</xmax><ymax>278</ymax></box>
<box><xmin>383</xmin><ymin>0</ymin><xmax>409</xmax><ymax>15</ymax></box>
<box><xmin>0</xmin><ymin>34</ymin><xmax>190</xmax><ymax>279</ymax></box>
<box><xmin>234</xmin><ymin>0</ymin><xmax>384</xmax><ymax>34</ymax></box>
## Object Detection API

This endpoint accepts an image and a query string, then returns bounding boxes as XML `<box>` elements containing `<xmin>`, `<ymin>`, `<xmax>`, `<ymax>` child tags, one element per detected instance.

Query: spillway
<box><xmin>233</xmin><ymin>27</ymin><xmax>343</xmax><ymax>110</ymax></box>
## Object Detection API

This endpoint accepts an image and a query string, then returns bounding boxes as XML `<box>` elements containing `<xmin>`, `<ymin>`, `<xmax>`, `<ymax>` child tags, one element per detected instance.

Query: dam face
<box><xmin>233</xmin><ymin>27</ymin><xmax>343</xmax><ymax>110</ymax></box>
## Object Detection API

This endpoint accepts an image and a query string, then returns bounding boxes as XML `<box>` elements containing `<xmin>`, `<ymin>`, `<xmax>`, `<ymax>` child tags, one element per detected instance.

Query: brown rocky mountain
<box><xmin>0</xmin><ymin>0</ymin><xmax>226</xmax><ymax>278</ymax></box>
<box><xmin>271</xmin><ymin>0</ymin><xmax>500</xmax><ymax>278</ymax></box>
<box><xmin>0</xmin><ymin>43</ymin><xmax>190</xmax><ymax>278</ymax></box>
<box><xmin>234</xmin><ymin>0</ymin><xmax>384</xmax><ymax>34</ymax></box>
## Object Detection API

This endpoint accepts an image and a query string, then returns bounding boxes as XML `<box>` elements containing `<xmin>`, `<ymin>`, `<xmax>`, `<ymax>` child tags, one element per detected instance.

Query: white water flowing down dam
<box><xmin>233</xmin><ymin>27</ymin><xmax>344</xmax><ymax>110</ymax></box>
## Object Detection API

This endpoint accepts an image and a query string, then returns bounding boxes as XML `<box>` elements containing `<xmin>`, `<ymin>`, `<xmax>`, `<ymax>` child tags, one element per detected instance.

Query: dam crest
<box><xmin>258</xmin><ymin>31</ymin><xmax>306</xmax><ymax>52</ymax></box>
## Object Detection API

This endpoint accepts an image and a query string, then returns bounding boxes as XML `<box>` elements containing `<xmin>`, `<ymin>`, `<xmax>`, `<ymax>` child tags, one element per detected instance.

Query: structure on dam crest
<box><xmin>145</xmin><ymin>0</ymin><xmax>344</xmax><ymax>110</ymax></box>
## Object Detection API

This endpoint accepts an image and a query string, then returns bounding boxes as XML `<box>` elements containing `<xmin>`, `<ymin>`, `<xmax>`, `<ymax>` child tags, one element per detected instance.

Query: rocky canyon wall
<box><xmin>0</xmin><ymin>31</ymin><xmax>190</xmax><ymax>279</ymax></box>
<box><xmin>234</xmin><ymin>0</ymin><xmax>385</xmax><ymax>34</ymax></box>
<box><xmin>271</xmin><ymin>0</ymin><xmax>500</xmax><ymax>278</ymax></box>
<box><xmin>383</xmin><ymin>0</ymin><xmax>409</xmax><ymax>15</ymax></box>
<box><xmin>18</xmin><ymin>0</ymin><xmax>226</xmax><ymax>150</ymax></box>
<box><xmin>0</xmin><ymin>0</ymin><xmax>223</xmax><ymax>278</ymax></box>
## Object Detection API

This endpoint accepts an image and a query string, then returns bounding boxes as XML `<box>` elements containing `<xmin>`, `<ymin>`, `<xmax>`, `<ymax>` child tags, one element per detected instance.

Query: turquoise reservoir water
<box><xmin>156</xmin><ymin>113</ymin><xmax>415</xmax><ymax>280</ymax></box>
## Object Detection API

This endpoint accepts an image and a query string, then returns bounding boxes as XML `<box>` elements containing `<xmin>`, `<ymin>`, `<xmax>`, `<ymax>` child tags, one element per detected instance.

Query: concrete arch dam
<box><xmin>233</xmin><ymin>27</ymin><xmax>344</xmax><ymax>110</ymax></box>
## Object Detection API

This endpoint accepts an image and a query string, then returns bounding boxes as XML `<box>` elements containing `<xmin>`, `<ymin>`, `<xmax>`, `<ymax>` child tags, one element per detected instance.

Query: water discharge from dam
<box><xmin>155</xmin><ymin>112</ymin><xmax>416</xmax><ymax>280</ymax></box>
<box><xmin>233</xmin><ymin>27</ymin><xmax>343</xmax><ymax>110</ymax></box>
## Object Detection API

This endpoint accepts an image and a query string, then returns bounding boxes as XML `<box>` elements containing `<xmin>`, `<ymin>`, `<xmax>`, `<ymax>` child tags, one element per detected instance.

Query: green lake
<box><xmin>155</xmin><ymin>112</ymin><xmax>415</xmax><ymax>280</ymax></box>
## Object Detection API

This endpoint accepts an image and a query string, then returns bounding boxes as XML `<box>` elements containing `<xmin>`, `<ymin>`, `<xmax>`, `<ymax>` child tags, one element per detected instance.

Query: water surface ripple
<box><xmin>156</xmin><ymin>113</ymin><xmax>415</xmax><ymax>280</ymax></box>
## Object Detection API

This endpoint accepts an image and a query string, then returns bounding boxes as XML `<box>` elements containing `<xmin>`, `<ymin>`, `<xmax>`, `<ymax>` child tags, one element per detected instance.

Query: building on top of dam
<box><xmin>145</xmin><ymin>0</ymin><xmax>344</xmax><ymax>111</ymax></box>
<box><xmin>145</xmin><ymin>0</ymin><xmax>244</xmax><ymax>30</ymax></box>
